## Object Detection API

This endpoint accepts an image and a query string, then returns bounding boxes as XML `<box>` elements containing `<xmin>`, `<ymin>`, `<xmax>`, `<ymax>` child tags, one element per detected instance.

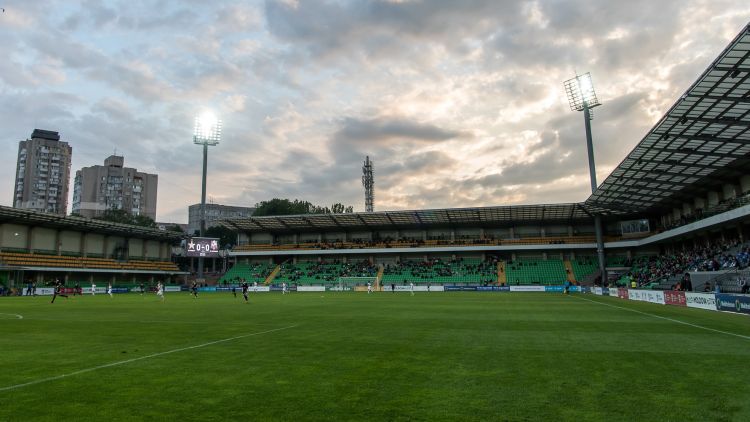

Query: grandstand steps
<box><xmin>264</xmin><ymin>265</ymin><xmax>281</xmax><ymax>285</ymax></box>
<box><xmin>497</xmin><ymin>261</ymin><xmax>506</xmax><ymax>285</ymax></box>
<box><xmin>376</xmin><ymin>264</ymin><xmax>384</xmax><ymax>289</ymax></box>
<box><xmin>563</xmin><ymin>260</ymin><xmax>576</xmax><ymax>284</ymax></box>
<box><xmin>579</xmin><ymin>270</ymin><xmax>601</xmax><ymax>286</ymax></box>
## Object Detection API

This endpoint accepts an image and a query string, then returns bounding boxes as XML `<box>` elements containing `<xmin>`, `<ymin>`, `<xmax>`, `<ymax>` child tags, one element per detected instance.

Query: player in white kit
<box><xmin>107</xmin><ymin>283</ymin><xmax>113</xmax><ymax>298</ymax></box>
<box><xmin>91</xmin><ymin>283</ymin><xmax>96</xmax><ymax>296</ymax></box>
<box><xmin>282</xmin><ymin>282</ymin><xmax>288</xmax><ymax>295</ymax></box>
<box><xmin>367</xmin><ymin>282</ymin><xmax>372</xmax><ymax>294</ymax></box>
<box><xmin>253</xmin><ymin>281</ymin><xmax>258</xmax><ymax>293</ymax></box>
<box><xmin>410</xmin><ymin>282</ymin><xmax>415</xmax><ymax>296</ymax></box>
<box><xmin>156</xmin><ymin>282</ymin><xmax>164</xmax><ymax>301</ymax></box>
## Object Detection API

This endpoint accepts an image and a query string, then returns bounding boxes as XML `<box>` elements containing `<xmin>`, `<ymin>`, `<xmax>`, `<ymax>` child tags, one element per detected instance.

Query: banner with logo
<box><xmin>544</xmin><ymin>286</ymin><xmax>582</xmax><ymax>293</ymax></box>
<box><xmin>608</xmin><ymin>288</ymin><xmax>620</xmax><ymax>297</ymax></box>
<box><xmin>663</xmin><ymin>290</ymin><xmax>687</xmax><ymax>307</ymax></box>
<box><xmin>627</xmin><ymin>289</ymin><xmax>665</xmax><ymax>305</ymax></box>
<box><xmin>684</xmin><ymin>292</ymin><xmax>717</xmax><ymax>311</ymax></box>
<box><xmin>715</xmin><ymin>294</ymin><xmax>750</xmax><ymax>314</ymax></box>
<box><xmin>509</xmin><ymin>285</ymin><xmax>546</xmax><ymax>292</ymax></box>
<box><xmin>297</xmin><ymin>286</ymin><xmax>326</xmax><ymax>292</ymax></box>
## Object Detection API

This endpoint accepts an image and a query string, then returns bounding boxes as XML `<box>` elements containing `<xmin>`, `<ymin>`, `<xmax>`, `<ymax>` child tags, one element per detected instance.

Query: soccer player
<box><xmin>242</xmin><ymin>281</ymin><xmax>249</xmax><ymax>303</ymax></box>
<box><xmin>232</xmin><ymin>283</ymin><xmax>237</xmax><ymax>298</ymax></box>
<box><xmin>50</xmin><ymin>281</ymin><xmax>68</xmax><ymax>304</ymax></box>
<box><xmin>25</xmin><ymin>282</ymin><xmax>33</xmax><ymax>296</ymax></box>
<box><xmin>253</xmin><ymin>281</ymin><xmax>258</xmax><ymax>293</ymax></box>
<box><xmin>156</xmin><ymin>282</ymin><xmax>165</xmax><ymax>301</ymax></box>
<box><xmin>91</xmin><ymin>282</ymin><xmax>96</xmax><ymax>296</ymax></box>
<box><xmin>74</xmin><ymin>281</ymin><xmax>81</xmax><ymax>296</ymax></box>
<box><xmin>190</xmin><ymin>281</ymin><xmax>198</xmax><ymax>298</ymax></box>
<box><xmin>107</xmin><ymin>283</ymin><xmax>113</xmax><ymax>298</ymax></box>
<box><xmin>367</xmin><ymin>282</ymin><xmax>372</xmax><ymax>294</ymax></box>
<box><xmin>410</xmin><ymin>282</ymin><xmax>415</xmax><ymax>296</ymax></box>
<box><xmin>139</xmin><ymin>282</ymin><xmax>145</xmax><ymax>296</ymax></box>
<box><xmin>282</xmin><ymin>282</ymin><xmax>288</xmax><ymax>295</ymax></box>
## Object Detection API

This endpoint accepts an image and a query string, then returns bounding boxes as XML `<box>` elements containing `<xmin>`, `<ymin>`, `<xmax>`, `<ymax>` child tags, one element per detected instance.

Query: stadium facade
<box><xmin>218</xmin><ymin>23</ymin><xmax>750</xmax><ymax>290</ymax></box>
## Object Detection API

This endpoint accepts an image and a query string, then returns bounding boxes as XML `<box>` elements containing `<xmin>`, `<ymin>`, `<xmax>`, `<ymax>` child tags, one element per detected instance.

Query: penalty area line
<box><xmin>0</xmin><ymin>313</ymin><xmax>23</xmax><ymax>319</ymax></box>
<box><xmin>574</xmin><ymin>295</ymin><xmax>750</xmax><ymax>341</ymax></box>
<box><xmin>0</xmin><ymin>324</ymin><xmax>298</xmax><ymax>392</ymax></box>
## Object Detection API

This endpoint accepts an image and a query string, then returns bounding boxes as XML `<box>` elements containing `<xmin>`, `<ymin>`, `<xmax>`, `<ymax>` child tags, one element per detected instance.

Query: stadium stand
<box><xmin>0</xmin><ymin>252</ymin><xmax>178</xmax><ymax>272</ymax></box>
<box><xmin>504</xmin><ymin>259</ymin><xmax>568</xmax><ymax>285</ymax></box>
<box><xmin>381</xmin><ymin>258</ymin><xmax>497</xmax><ymax>285</ymax></box>
<box><xmin>218</xmin><ymin>262</ymin><xmax>275</xmax><ymax>284</ymax></box>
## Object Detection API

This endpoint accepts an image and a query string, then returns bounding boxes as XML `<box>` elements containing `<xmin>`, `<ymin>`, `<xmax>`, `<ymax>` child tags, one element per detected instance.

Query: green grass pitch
<box><xmin>1</xmin><ymin>291</ymin><xmax>749</xmax><ymax>421</ymax></box>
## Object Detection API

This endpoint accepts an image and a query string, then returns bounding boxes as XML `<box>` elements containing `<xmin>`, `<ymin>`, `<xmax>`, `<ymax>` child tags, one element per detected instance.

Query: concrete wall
<box><xmin>129</xmin><ymin>238</ymin><xmax>144</xmax><ymax>257</ymax></box>
<box><xmin>85</xmin><ymin>234</ymin><xmax>104</xmax><ymax>255</ymax></box>
<box><xmin>144</xmin><ymin>240</ymin><xmax>160</xmax><ymax>258</ymax></box>
<box><xmin>0</xmin><ymin>224</ymin><xmax>28</xmax><ymax>249</ymax></box>
<box><xmin>30</xmin><ymin>227</ymin><xmax>56</xmax><ymax>251</ymax></box>
<box><xmin>60</xmin><ymin>230</ymin><xmax>81</xmax><ymax>253</ymax></box>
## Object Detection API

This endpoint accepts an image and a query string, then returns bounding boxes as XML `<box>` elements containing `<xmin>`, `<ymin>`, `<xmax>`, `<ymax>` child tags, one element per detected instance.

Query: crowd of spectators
<box><xmin>383</xmin><ymin>257</ymin><xmax>498</xmax><ymax>284</ymax></box>
<box><xmin>626</xmin><ymin>238</ymin><xmax>749</xmax><ymax>287</ymax></box>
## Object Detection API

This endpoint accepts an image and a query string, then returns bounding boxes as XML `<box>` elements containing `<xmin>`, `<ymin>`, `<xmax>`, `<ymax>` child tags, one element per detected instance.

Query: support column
<box><xmin>55</xmin><ymin>229</ymin><xmax>62</xmax><ymax>255</ymax></box>
<box><xmin>81</xmin><ymin>233</ymin><xmax>87</xmax><ymax>257</ymax></box>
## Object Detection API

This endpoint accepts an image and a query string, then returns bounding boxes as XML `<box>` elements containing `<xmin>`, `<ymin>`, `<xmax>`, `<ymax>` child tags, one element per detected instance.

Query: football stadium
<box><xmin>2</xmin><ymin>9</ymin><xmax>750</xmax><ymax>422</ymax></box>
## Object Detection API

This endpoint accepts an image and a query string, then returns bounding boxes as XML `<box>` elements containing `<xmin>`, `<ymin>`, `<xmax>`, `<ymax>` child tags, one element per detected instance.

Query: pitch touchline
<box><xmin>575</xmin><ymin>296</ymin><xmax>750</xmax><ymax>341</ymax></box>
<box><xmin>0</xmin><ymin>324</ymin><xmax>298</xmax><ymax>392</ymax></box>
<box><xmin>0</xmin><ymin>313</ymin><xmax>23</xmax><ymax>319</ymax></box>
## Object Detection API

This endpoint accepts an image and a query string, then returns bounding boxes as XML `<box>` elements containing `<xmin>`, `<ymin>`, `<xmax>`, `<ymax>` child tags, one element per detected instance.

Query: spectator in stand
<box><xmin>703</xmin><ymin>282</ymin><xmax>712</xmax><ymax>292</ymax></box>
<box><xmin>739</xmin><ymin>277</ymin><xmax>748</xmax><ymax>294</ymax></box>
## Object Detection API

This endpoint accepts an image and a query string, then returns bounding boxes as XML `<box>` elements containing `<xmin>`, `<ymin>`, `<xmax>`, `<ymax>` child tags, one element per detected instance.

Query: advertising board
<box><xmin>715</xmin><ymin>294</ymin><xmax>750</xmax><ymax>314</ymax></box>
<box><xmin>663</xmin><ymin>290</ymin><xmax>687</xmax><ymax>307</ymax></box>
<box><xmin>509</xmin><ymin>285</ymin><xmax>546</xmax><ymax>292</ymax></box>
<box><xmin>627</xmin><ymin>289</ymin><xmax>665</xmax><ymax>305</ymax></box>
<box><xmin>684</xmin><ymin>292</ymin><xmax>717</xmax><ymax>311</ymax></box>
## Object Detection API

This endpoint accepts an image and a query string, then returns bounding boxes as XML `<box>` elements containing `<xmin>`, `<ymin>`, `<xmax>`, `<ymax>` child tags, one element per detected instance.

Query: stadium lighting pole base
<box><xmin>584</xmin><ymin>105</ymin><xmax>607</xmax><ymax>283</ymax></box>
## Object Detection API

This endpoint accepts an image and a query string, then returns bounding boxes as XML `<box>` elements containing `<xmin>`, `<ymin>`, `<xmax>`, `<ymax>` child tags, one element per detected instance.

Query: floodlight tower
<box><xmin>362</xmin><ymin>156</ymin><xmax>374</xmax><ymax>213</ymax></box>
<box><xmin>564</xmin><ymin>72</ymin><xmax>606</xmax><ymax>282</ymax></box>
<box><xmin>193</xmin><ymin>112</ymin><xmax>222</xmax><ymax>280</ymax></box>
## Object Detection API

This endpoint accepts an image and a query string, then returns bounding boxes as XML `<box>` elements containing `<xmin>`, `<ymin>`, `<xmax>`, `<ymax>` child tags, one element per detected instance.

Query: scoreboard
<box><xmin>186</xmin><ymin>237</ymin><xmax>220</xmax><ymax>257</ymax></box>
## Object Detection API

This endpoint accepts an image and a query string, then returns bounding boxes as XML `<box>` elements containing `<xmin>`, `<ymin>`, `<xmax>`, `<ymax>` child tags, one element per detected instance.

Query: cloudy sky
<box><xmin>0</xmin><ymin>1</ymin><xmax>748</xmax><ymax>222</ymax></box>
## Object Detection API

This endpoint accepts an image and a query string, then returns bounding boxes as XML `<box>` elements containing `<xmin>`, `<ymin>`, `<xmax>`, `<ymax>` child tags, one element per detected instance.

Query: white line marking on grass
<box><xmin>575</xmin><ymin>295</ymin><xmax>750</xmax><ymax>341</ymax></box>
<box><xmin>0</xmin><ymin>313</ymin><xmax>23</xmax><ymax>319</ymax></box>
<box><xmin>0</xmin><ymin>324</ymin><xmax>298</xmax><ymax>392</ymax></box>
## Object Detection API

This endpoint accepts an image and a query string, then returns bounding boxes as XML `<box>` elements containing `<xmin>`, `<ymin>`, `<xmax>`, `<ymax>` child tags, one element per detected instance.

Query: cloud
<box><xmin>0</xmin><ymin>1</ymin><xmax>748</xmax><ymax>222</ymax></box>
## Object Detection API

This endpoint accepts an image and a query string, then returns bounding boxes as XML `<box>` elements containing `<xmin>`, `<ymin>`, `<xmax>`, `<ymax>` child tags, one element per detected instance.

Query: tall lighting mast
<box><xmin>362</xmin><ymin>156</ymin><xmax>374</xmax><ymax>213</ymax></box>
<box><xmin>193</xmin><ymin>111</ymin><xmax>222</xmax><ymax>280</ymax></box>
<box><xmin>564</xmin><ymin>72</ymin><xmax>606</xmax><ymax>283</ymax></box>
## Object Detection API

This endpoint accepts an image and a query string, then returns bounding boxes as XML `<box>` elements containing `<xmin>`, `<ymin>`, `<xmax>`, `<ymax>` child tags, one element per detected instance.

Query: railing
<box><xmin>234</xmin><ymin>235</ymin><xmax>621</xmax><ymax>253</ymax></box>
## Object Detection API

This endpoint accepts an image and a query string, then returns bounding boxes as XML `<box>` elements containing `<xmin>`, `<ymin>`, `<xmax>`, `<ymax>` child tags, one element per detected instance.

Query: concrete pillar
<box><xmin>479</xmin><ymin>228</ymin><xmax>485</xmax><ymax>239</ymax></box>
<box><xmin>81</xmin><ymin>233</ymin><xmax>87</xmax><ymax>257</ymax></box>
<box><xmin>682</xmin><ymin>202</ymin><xmax>693</xmax><ymax>216</ymax></box>
<box><xmin>450</xmin><ymin>230</ymin><xmax>455</xmax><ymax>242</ymax></box>
<box><xmin>672</xmin><ymin>208</ymin><xmax>682</xmax><ymax>220</ymax></box>
<box><xmin>55</xmin><ymin>230</ymin><xmax>62</xmax><ymax>255</ymax></box>
<box><xmin>540</xmin><ymin>227</ymin><xmax>546</xmax><ymax>237</ymax></box>
<box><xmin>740</xmin><ymin>175</ymin><xmax>750</xmax><ymax>194</ymax></box>
<box><xmin>423</xmin><ymin>230</ymin><xmax>428</xmax><ymax>241</ymax></box>
<box><xmin>722</xmin><ymin>184</ymin><xmax>738</xmax><ymax>200</ymax></box>
<box><xmin>693</xmin><ymin>197</ymin><xmax>706</xmax><ymax>210</ymax></box>
<box><xmin>293</xmin><ymin>233</ymin><xmax>299</xmax><ymax>244</ymax></box>
<box><xmin>26</xmin><ymin>226</ymin><xmax>32</xmax><ymax>252</ymax></box>
<box><xmin>509</xmin><ymin>227</ymin><xmax>515</xmax><ymax>239</ymax></box>
<box><xmin>568</xmin><ymin>225</ymin><xmax>574</xmax><ymax>236</ymax></box>
<box><xmin>707</xmin><ymin>191</ymin><xmax>720</xmax><ymax>207</ymax></box>
<box><xmin>317</xmin><ymin>233</ymin><xmax>322</xmax><ymax>243</ymax></box>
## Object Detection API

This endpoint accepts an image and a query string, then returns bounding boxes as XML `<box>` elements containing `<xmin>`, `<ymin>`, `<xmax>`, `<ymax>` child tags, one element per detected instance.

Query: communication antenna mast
<box><xmin>362</xmin><ymin>156</ymin><xmax>374</xmax><ymax>212</ymax></box>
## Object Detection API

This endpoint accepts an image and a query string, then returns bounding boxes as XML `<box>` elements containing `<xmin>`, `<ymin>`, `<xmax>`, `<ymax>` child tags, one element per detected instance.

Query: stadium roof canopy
<box><xmin>0</xmin><ymin>206</ymin><xmax>183</xmax><ymax>242</ymax></box>
<box><xmin>586</xmin><ymin>23</ymin><xmax>750</xmax><ymax>214</ymax></box>
<box><xmin>220</xmin><ymin>203</ymin><xmax>607</xmax><ymax>234</ymax></box>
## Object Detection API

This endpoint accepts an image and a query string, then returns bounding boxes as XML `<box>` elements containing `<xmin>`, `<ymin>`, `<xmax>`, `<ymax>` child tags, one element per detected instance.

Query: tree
<box><xmin>204</xmin><ymin>225</ymin><xmax>236</xmax><ymax>249</ymax></box>
<box><xmin>94</xmin><ymin>209</ymin><xmax>157</xmax><ymax>228</ymax></box>
<box><xmin>253</xmin><ymin>198</ymin><xmax>355</xmax><ymax>217</ymax></box>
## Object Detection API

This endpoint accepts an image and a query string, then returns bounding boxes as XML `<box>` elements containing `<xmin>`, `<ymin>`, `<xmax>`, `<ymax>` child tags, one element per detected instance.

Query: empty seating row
<box><xmin>0</xmin><ymin>252</ymin><xmax>178</xmax><ymax>272</ymax></box>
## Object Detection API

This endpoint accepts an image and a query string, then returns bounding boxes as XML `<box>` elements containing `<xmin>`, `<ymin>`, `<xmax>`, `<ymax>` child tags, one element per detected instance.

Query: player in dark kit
<box><xmin>50</xmin><ymin>281</ymin><xmax>68</xmax><ymax>303</ymax></box>
<box><xmin>241</xmin><ymin>281</ymin><xmax>249</xmax><ymax>303</ymax></box>
<box><xmin>139</xmin><ymin>282</ymin><xmax>145</xmax><ymax>296</ymax></box>
<box><xmin>191</xmin><ymin>281</ymin><xmax>198</xmax><ymax>298</ymax></box>
<box><xmin>74</xmin><ymin>281</ymin><xmax>81</xmax><ymax>296</ymax></box>
<box><xmin>232</xmin><ymin>284</ymin><xmax>237</xmax><ymax>298</ymax></box>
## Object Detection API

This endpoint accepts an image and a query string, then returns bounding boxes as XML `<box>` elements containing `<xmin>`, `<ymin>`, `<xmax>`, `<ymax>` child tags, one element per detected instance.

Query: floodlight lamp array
<box><xmin>564</xmin><ymin>72</ymin><xmax>600</xmax><ymax>112</ymax></box>
<box><xmin>193</xmin><ymin>113</ymin><xmax>222</xmax><ymax>146</ymax></box>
